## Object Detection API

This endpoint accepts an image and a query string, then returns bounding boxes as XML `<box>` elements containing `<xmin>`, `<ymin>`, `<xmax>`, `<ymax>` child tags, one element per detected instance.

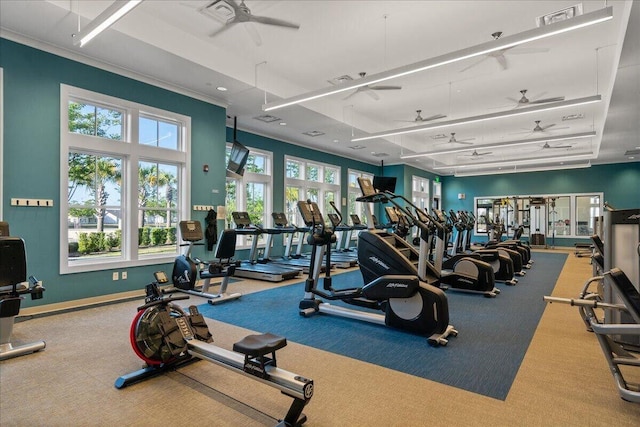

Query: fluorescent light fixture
<box><xmin>401</xmin><ymin>131</ymin><xmax>596</xmax><ymax>159</ymax></box>
<box><xmin>74</xmin><ymin>0</ymin><xmax>143</xmax><ymax>47</ymax></box>
<box><xmin>263</xmin><ymin>6</ymin><xmax>612</xmax><ymax>112</ymax></box>
<box><xmin>352</xmin><ymin>95</ymin><xmax>600</xmax><ymax>142</ymax></box>
<box><xmin>454</xmin><ymin>162</ymin><xmax>591</xmax><ymax>177</ymax></box>
<box><xmin>434</xmin><ymin>152</ymin><xmax>594</xmax><ymax>170</ymax></box>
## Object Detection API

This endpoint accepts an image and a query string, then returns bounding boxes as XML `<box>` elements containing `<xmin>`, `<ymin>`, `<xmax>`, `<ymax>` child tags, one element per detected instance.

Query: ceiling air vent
<box><xmin>371</xmin><ymin>152</ymin><xmax>389</xmax><ymax>158</ymax></box>
<box><xmin>430</xmin><ymin>133</ymin><xmax>448</xmax><ymax>140</ymax></box>
<box><xmin>624</xmin><ymin>149</ymin><xmax>640</xmax><ymax>156</ymax></box>
<box><xmin>562</xmin><ymin>113</ymin><xmax>584</xmax><ymax>121</ymax></box>
<box><xmin>536</xmin><ymin>4</ymin><xmax>583</xmax><ymax>27</ymax></box>
<box><xmin>254</xmin><ymin>114</ymin><xmax>281</xmax><ymax>123</ymax></box>
<box><xmin>349</xmin><ymin>145</ymin><xmax>366</xmax><ymax>150</ymax></box>
<box><xmin>303</xmin><ymin>130</ymin><xmax>325</xmax><ymax>137</ymax></box>
<box><xmin>330</xmin><ymin>75</ymin><xmax>353</xmax><ymax>84</ymax></box>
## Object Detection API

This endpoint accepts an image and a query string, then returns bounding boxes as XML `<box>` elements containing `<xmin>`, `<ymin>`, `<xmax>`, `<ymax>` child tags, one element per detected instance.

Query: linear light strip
<box><xmin>434</xmin><ymin>152</ymin><xmax>594</xmax><ymax>170</ymax></box>
<box><xmin>263</xmin><ymin>7</ymin><xmax>612</xmax><ymax>112</ymax></box>
<box><xmin>352</xmin><ymin>95</ymin><xmax>601</xmax><ymax>142</ymax></box>
<box><xmin>75</xmin><ymin>0</ymin><xmax>143</xmax><ymax>47</ymax></box>
<box><xmin>400</xmin><ymin>131</ymin><xmax>596</xmax><ymax>159</ymax></box>
<box><xmin>454</xmin><ymin>162</ymin><xmax>592</xmax><ymax>177</ymax></box>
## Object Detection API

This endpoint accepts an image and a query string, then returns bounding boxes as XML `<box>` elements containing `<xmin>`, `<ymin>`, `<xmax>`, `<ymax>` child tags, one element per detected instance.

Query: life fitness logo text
<box><xmin>369</xmin><ymin>256</ymin><xmax>390</xmax><ymax>270</ymax></box>
<box><xmin>386</xmin><ymin>282</ymin><xmax>409</xmax><ymax>289</ymax></box>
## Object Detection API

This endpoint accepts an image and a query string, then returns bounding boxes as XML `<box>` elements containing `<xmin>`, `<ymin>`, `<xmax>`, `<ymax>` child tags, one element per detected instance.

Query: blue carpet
<box><xmin>198</xmin><ymin>252</ymin><xmax>567</xmax><ymax>400</ymax></box>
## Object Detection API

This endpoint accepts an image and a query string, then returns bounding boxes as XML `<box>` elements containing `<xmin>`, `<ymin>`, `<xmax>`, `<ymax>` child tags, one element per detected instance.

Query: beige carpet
<box><xmin>1</xmin><ymin>250</ymin><xmax>639</xmax><ymax>426</ymax></box>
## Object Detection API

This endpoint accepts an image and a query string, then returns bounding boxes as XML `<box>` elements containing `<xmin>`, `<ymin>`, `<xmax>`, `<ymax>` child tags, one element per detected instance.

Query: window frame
<box><xmin>347</xmin><ymin>169</ymin><xmax>374</xmax><ymax>234</ymax></box>
<box><xmin>225</xmin><ymin>144</ymin><xmax>272</xmax><ymax>249</ymax></box>
<box><xmin>284</xmin><ymin>156</ymin><xmax>341</xmax><ymax>226</ymax></box>
<box><xmin>60</xmin><ymin>85</ymin><xmax>191</xmax><ymax>274</ymax></box>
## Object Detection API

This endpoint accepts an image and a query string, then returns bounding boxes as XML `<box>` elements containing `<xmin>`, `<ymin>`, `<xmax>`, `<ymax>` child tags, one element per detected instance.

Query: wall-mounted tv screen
<box><xmin>226</xmin><ymin>141</ymin><xmax>250</xmax><ymax>179</ymax></box>
<box><xmin>373</xmin><ymin>176</ymin><xmax>397</xmax><ymax>194</ymax></box>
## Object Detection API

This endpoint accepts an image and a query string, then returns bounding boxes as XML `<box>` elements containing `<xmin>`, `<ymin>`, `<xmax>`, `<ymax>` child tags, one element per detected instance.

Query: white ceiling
<box><xmin>1</xmin><ymin>0</ymin><xmax>639</xmax><ymax>175</ymax></box>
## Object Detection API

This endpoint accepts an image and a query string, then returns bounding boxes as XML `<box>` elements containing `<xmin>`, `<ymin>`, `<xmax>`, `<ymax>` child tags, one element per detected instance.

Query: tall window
<box><xmin>432</xmin><ymin>181</ymin><xmax>442</xmax><ymax>210</ymax></box>
<box><xmin>412</xmin><ymin>176</ymin><xmax>430</xmax><ymax>211</ymax></box>
<box><xmin>348</xmin><ymin>169</ymin><xmax>374</xmax><ymax>226</ymax></box>
<box><xmin>285</xmin><ymin>156</ymin><xmax>340</xmax><ymax>226</ymax></box>
<box><xmin>60</xmin><ymin>85</ymin><xmax>189</xmax><ymax>273</ymax></box>
<box><xmin>226</xmin><ymin>145</ymin><xmax>272</xmax><ymax>247</ymax></box>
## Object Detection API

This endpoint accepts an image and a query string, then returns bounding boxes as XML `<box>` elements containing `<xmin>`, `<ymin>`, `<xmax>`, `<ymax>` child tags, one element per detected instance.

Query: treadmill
<box><xmin>231</xmin><ymin>212</ymin><xmax>302</xmax><ymax>282</ymax></box>
<box><xmin>265</xmin><ymin>213</ymin><xmax>332</xmax><ymax>274</ymax></box>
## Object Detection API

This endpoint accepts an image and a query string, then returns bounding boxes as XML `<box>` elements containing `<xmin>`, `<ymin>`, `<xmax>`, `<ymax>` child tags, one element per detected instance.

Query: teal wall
<box><xmin>2</xmin><ymin>37</ymin><xmax>639</xmax><ymax>308</ymax></box>
<box><xmin>1</xmin><ymin>38</ymin><xmax>227</xmax><ymax>306</ymax></box>
<box><xmin>441</xmin><ymin>162</ymin><xmax>640</xmax><ymax>244</ymax></box>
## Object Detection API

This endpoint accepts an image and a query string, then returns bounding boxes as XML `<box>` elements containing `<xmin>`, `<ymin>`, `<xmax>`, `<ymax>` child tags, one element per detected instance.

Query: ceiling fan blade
<box><xmin>364</xmin><ymin>88</ymin><xmax>380</xmax><ymax>101</ymax></box>
<box><xmin>508</xmin><ymin>47</ymin><xmax>550</xmax><ymax>54</ymax></box>
<box><xmin>457</xmin><ymin>140</ymin><xmax>475</xmax><ymax>145</ymax></box>
<box><xmin>494</xmin><ymin>54</ymin><xmax>508</xmax><ymax>70</ymax></box>
<box><xmin>541</xmin><ymin>123</ymin><xmax>557</xmax><ymax>130</ymax></box>
<box><xmin>531</xmin><ymin>96</ymin><xmax>565</xmax><ymax>104</ymax></box>
<box><xmin>459</xmin><ymin>56</ymin><xmax>489</xmax><ymax>72</ymax></box>
<box><xmin>477</xmin><ymin>152</ymin><xmax>492</xmax><ymax>156</ymax></box>
<box><xmin>549</xmin><ymin>145</ymin><xmax>573</xmax><ymax>149</ymax></box>
<box><xmin>209</xmin><ymin>23</ymin><xmax>234</xmax><ymax>38</ymax></box>
<box><xmin>243</xmin><ymin>22</ymin><xmax>262</xmax><ymax>46</ymax></box>
<box><xmin>342</xmin><ymin>90</ymin><xmax>359</xmax><ymax>101</ymax></box>
<box><xmin>421</xmin><ymin>114</ymin><xmax>447</xmax><ymax>121</ymax></box>
<box><xmin>250</xmin><ymin>15</ymin><xmax>300</xmax><ymax>29</ymax></box>
<box><xmin>368</xmin><ymin>85</ymin><xmax>402</xmax><ymax>91</ymax></box>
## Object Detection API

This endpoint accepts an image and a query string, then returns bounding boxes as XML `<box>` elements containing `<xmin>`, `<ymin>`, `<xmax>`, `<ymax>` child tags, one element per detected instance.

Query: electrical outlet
<box><xmin>112</xmin><ymin>272</ymin><xmax>119</xmax><ymax>281</ymax></box>
<box><xmin>121</xmin><ymin>271</ymin><xmax>127</xmax><ymax>280</ymax></box>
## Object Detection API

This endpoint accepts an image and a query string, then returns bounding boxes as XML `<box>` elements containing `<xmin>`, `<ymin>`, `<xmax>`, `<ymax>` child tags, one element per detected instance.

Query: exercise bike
<box><xmin>0</xmin><ymin>233</ymin><xmax>46</xmax><ymax>360</ymax></box>
<box><xmin>116</xmin><ymin>271</ymin><xmax>314</xmax><ymax>426</ymax></box>
<box><xmin>297</xmin><ymin>200</ymin><xmax>456</xmax><ymax>346</ymax></box>
<box><xmin>167</xmin><ymin>220</ymin><xmax>241</xmax><ymax>305</ymax></box>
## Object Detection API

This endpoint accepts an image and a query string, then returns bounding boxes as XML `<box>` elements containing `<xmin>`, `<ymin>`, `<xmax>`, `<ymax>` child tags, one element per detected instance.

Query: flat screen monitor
<box><xmin>226</xmin><ymin>141</ymin><xmax>250</xmax><ymax>179</ymax></box>
<box><xmin>373</xmin><ymin>176</ymin><xmax>397</xmax><ymax>194</ymax></box>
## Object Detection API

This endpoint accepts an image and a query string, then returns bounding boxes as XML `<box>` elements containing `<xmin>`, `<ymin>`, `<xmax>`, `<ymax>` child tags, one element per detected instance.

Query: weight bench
<box><xmin>574</xmin><ymin>242</ymin><xmax>593</xmax><ymax>257</ymax></box>
<box><xmin>545</xmin><ymin>267</ymin><xmax>640</xmax><ymax>402</ymax></box>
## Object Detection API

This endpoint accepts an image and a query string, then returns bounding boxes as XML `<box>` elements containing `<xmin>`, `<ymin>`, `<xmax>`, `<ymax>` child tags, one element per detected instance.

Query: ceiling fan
<box><xmin>460</xmin><ymin>31</ymin><xmax>549</xmax><ymax>72</ymax></box>
<box><xmin>337</xmin><ymin>72</ymin><xmax>402</xmax><ymax>101</ymax></box>
<box><xmin>201</xmin><ymin>0</ymin><xmax>300</xmax><ymax>46</ymax></box>
<box><xmin>460</xmin><ymin>149</ymin><xmax>492</xmax><ymax>159</ymax></box>
<box><xmin>514</xmin><ymin>120</ymin><xmax>569</xmax><ymax>135</ymax></box>
<box><xmin>508</xmin><ymin>89</ymin><xmax>565</xmax><ymax>108</ymax></box>
<box><xmin>445</xmin><ymin>132</ymin><xmax>475</xmax><ymax>145</ymax></box>
<box><xmin>398</xmin><ymin>110</ymin><xmax>447</xmax><ymax>123</ymax></box>
<box><xmin>540</xmin><ymin>141</ymin><xmax>574</xmax><ymax>150</ymax></box>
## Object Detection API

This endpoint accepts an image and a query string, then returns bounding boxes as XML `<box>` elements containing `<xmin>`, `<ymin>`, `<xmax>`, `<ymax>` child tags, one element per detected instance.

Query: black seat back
<box><xmin>0</xmin><ymin>237</ymin><xmax>27</xmax><ymax>288</ymax></box>
<box><xmin>215</xmin><ymin>229</ymin><xmax>236</xmax><ymax>260</ymax></box>
<box><xmin>608</xmin><ymin>267</ymin><xmax>640</xmax><ymax>323</ymax></box>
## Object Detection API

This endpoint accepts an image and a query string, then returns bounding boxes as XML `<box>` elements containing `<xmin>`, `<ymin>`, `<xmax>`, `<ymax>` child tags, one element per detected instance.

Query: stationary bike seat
<box><xmin>233</xmin><ymin>332</ymin><xmax>287</xmax><ymax>357</ymax></box>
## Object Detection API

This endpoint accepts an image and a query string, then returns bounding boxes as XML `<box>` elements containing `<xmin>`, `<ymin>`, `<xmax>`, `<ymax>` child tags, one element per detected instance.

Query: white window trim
<box><xmin>285</xmin><ymin>155</ymin><xmax>341</xmax><ymax>220</ymax></box>
<box><xmin>59</xmin><ymin>84</ymin><xmax>191</xmax><ymax>274</ymax></box>
<box><xmin>226</xmin><ymin>144</ymin><xmax>272</xmax><ymax>249</ymax></box>
<box><xmin>347</xmin><ymin>169</ymin><xmax>373</xmax><ymax>219</ymax></box>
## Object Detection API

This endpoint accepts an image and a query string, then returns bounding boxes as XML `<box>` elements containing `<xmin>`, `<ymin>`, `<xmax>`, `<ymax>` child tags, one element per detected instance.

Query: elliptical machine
<box><xmin>168</xmin><ymin>220</ymin><xmax>241</xmax><ymax>305</ymax></box>
<box><xmin>446</xmin><ymin>210</ymin><xmax>517</xmax><ymax>286</ymax></box>
<box><xmin>298</xmin><ymin>198</ymin><xmax>457</xmax><ymax>347</ymax></box>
